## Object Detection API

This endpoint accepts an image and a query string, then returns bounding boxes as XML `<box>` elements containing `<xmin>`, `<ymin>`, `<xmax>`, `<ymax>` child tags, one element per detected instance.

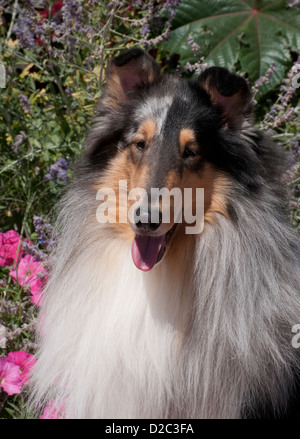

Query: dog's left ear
<box><xmin>198</xmin><ymin>67</ymin><xmax>253</xmax><ymax>129</ymax></box>
<box><xmin>103</xmin><ymin>48</ymin><xmax>161</xmax><ymax>108</ymax></box>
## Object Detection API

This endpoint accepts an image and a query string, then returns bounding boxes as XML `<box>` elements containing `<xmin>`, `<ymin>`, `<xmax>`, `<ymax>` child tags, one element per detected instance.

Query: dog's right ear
<box><xmin>103</xmin><ymin>48</ymin><xmax>161</xmax><ymax>109</ymax></box>
<box><xmin>198</xmin><ymin>67</ymin><xmax>253</xmax><ymax>129</ymax></box>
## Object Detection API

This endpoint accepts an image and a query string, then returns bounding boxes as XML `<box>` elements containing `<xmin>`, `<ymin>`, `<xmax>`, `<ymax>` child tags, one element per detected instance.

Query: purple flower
<box><xmin>11</xmin><ymin>131</ymin><xmax>27</xmax><ymax>153</ymax></box>
<box><xmin>261</xmin><ymin>55</ymin><xmax>300</xmax><ymax>129</ymax></box>
<box><xmin>44</xmin><ymin>157</ymin><xmax>69</xmax><ymax>182</ymax></box>
<box><xmin>21</xmin><ymin>241</ymin><xmax>49</xmax><ymax>262</ymax></box>
<box><xmin>14</xmin><ymin>15</ymin><xmax>36</xmax><ymax>49</ymax></box>
<box><xmin>18</xmin><ymin>94</ymin><xmax>31</xmax><ymax>113</ymax></box>
<box><xmin>141</xmin><ymin>23</ymin><xmax>151</xmax><ymax>37</ymax></box>
<box><xmin>187</xmin><ymin>34</ymin><xmax>201</xmax><ymax>57</ymax></box>
<box><xmin>182</xmin><ymin>58</ymin><xmax>210</xmax><ymax>75</ymax></box>
<box><xmin>140</xmin><ymin>0</ymin><xmax>182</xmax><ymax>46</ymax></box>
<box><xmin>62</xmin><ymin>0</ymin><xmax>84</xmax><ymax>32</ymax></box>
<box><xmin>164</xmin><ymin>0</ymin><xmax>182</xmax><ymax>8</ymax></box>
<box><xmin>65</xmin><ymin>86</ymin><xmax>72</xmax><ymax>96</ymax></box>
<box><xmin>252</xmin><ymin>62</ymin><xmax>276</xmax><ymax>96</ymax></box>
<box><xmin>33</xmin><ymin>215</ymin><xmax>56</xmax><ymax>251</ymax></box>
<box><xmin>285</xmin><ymin>133</ymin><xmax>300</xmax><ymax>164</ymax></box>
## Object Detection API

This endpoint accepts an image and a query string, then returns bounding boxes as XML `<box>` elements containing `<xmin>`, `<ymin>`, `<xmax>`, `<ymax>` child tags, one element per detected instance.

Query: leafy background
<box><xmin>0</xmin><ymin>0</ymin><xmax>299</xmax><ymax>418</ymax></box>
<box><xmin>164</xmin><ymin>0</ymin><xmax>300</xmax><ymax>95</ymax></box>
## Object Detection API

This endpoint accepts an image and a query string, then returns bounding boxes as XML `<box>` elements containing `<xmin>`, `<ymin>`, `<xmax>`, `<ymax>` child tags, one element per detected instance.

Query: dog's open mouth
<box><xmin>131</xmin><ymin>224</ymin><xmax>177</xmax><ymax>271</ymax></box>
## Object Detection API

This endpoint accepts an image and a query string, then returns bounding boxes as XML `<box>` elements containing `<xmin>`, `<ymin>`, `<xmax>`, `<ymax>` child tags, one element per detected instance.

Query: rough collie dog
<box><xmin>30</xmin><ymin>49</ymin><xmax>300</xmax><ymax>419</ymax></box>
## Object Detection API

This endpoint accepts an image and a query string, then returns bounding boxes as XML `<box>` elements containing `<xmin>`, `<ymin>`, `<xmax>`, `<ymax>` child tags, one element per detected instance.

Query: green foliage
<box><xmin>0</xmin><ymin>0</ymin><xmax>173</xmax><ymax>235</ymax></box>
<box><xmin>162</xmin><ymin>0</ymin><xmax>300</xmax><ymax>94</ymax></box>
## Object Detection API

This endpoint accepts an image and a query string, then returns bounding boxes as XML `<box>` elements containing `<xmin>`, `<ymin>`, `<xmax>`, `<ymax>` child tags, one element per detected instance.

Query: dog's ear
<box><xmin>103</xmin><ymin>48</ymin><xmax>160</xmax><ymax>108</ymax></box>
<box><xmin>198</xmin><ymin>67</ymin><xmax>253</xmax><ymax>129</ymax></box>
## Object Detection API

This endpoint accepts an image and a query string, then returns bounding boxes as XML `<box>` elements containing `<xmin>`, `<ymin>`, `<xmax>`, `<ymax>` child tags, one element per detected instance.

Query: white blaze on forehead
<box><xmin>134</xmin><ymin>94</ymin><xmax>174</xmax><ymax>136</ymax></box>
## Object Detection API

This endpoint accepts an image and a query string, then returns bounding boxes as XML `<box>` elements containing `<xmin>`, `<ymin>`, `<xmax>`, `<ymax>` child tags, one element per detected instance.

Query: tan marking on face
<box><xmin>167</xmin><ymin>163</ymin><xmax>231</xmax><ymax>231</ymax></box>
<box><xmin>179</xmin><ymin>128</ymin><xmax>199</xmax><ymax>155</ymax></box>
<box><xmin>203</xmin><ymin>173</ymin><xmax>231</xmax><ymax>224</ymax></box>
<box><xmin>131</xmin><ymin>119</ymin><xmax>157</xmax><ymax>147</ymax></box>
<box><xmin>140</xmin><ymin>119</ymin><xmax>157</xmax><ymax>140</ymax></box>
<box><xmin>135</xmin><ymin>163</ymin><xmax>232</xmax><ymax>237</ymax></box>
<box><xmin>130</xmin><ymin>119</ymin><xmax>157</xmax><ymax>163</ymax></box>
<box><xmin>92</xmin><ymin>151</ymin><xmax>153</xmax><ymax>242</ymax></box>
<box><xmin>129</xmin><ymin>163</ymin><xmax>149</xmax><ymax>190</ymax></box>
<box><xmin>92</xmin><ymin>150</ymin><xmax>135</xmax><ymax>241</ymax></box>
<box><xmin>183</xmin><ymin>163</ymin><xmax>231</xmax><ymax>222</ymax></box>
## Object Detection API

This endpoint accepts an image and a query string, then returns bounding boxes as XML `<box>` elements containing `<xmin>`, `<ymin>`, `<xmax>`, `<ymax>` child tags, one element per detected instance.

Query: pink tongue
<box><xmin>131</xmin><ymin>235</ymin><xmax>165</xmax><ymax>271</ymax></box>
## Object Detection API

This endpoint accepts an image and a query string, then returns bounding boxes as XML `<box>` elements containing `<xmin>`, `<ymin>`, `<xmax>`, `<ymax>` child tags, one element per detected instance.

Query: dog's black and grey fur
<box><xmin>29</xmin><ymin>49</ymin><xmax>300</xmax><ymax>419</ymax></box>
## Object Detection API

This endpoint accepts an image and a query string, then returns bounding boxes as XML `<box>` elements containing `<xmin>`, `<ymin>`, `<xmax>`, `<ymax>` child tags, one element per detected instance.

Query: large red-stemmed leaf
<box><xmin>162</xmin><ymin>0</ymin><xmax>300</xmax><ymax>91</ymax></box>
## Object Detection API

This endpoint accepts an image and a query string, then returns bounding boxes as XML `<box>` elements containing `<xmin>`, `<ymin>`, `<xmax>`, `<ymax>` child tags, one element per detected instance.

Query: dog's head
<box><xmin>84</xmin><ymin>49</ymin><xmax>261</xmax><ymax>271</ymax></box>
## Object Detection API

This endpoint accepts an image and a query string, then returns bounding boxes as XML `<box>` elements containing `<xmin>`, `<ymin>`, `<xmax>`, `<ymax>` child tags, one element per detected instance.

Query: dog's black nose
<box><xmin>134</xmin><ymin>207</ymin><xmax>162</xmax><ymax>232</ymax></box>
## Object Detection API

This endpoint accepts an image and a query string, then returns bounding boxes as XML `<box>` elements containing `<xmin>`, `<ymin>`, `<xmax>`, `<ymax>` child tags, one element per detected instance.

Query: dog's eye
<box><xmin>183</xmin><ymin>148</ymin><xmax>197</xmax><ymax>158</ymax></box>
<box><xmin>135</xmin><ymin>141</ymin><xmax>146</xmax><ymax>150</ymax></box>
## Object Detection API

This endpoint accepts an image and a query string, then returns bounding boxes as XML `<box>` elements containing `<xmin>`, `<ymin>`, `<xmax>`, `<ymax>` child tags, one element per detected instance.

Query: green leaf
<box><xmin>162</xmin><ymin>0</ymin><xmax>300</xmax><ymax>90</ymax></box>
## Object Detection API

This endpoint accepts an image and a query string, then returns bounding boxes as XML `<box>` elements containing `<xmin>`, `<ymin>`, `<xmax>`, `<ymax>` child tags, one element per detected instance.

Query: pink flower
<box><xmin>9</xmin><ymin>254</ymin><xmax>47</xmax><ymax>305</ymax></box>
<box><xmin>0</xmin><ymin>230</ymin><xmax>23</xmax><ymax>266</ymax></box>
<box><xmin>40</xmin><ymin>400</ymin><xmax>65</xmax><ymax>419</ymax></box>
<box><xmin>6</xmin><ymin>351</ymin><xmax>37</xmax><ymax>385</ymax></box>
<box><xmin>0</xmin><ymin>357</ymin><xmax>22</xmax><ymax>395</ymax></box>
